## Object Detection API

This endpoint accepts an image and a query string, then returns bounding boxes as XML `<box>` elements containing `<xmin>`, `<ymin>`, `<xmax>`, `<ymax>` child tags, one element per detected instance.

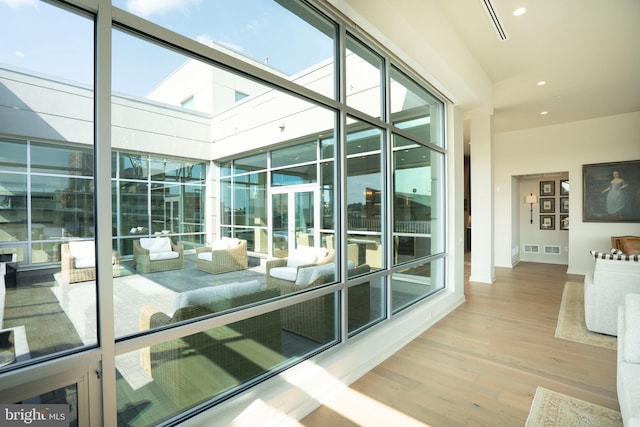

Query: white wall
<box><xmin>1</xmin><ymin>67</ymin><xmax>212</xmax><ymax>160</ymax></box>
<box><xmin>494</xmin><ymin>111</ymin><xmax>640</xmax><ymax>275</ymax></box>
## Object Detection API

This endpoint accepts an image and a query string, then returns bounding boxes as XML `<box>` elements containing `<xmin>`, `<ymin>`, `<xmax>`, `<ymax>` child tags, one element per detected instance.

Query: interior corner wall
<box><xmin>494</xmin><ymin>111</ymin><xmax>640</xmax><ymax>274</ymax></box>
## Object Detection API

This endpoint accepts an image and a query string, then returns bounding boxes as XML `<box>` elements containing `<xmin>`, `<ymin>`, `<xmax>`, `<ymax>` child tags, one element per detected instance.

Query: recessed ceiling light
<box><xmin>513</xmin><ymin>7</ymin><xmax>526</xmax><ymax>16</ymax></box>
<box><xmin>540</xmin><ymin>111</ymin><xmax>548</xmax><ymax>115</ymax></box>
<box><xmin>537</xmin><ymin>81</ymin><xmax>546</xmax><ymax>86</ymax></box>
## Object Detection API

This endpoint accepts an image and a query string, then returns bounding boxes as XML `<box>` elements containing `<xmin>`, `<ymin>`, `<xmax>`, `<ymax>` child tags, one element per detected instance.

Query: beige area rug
<box><xmin>525</xmin><ymin>387</ymin><xmax>622</xmax><ymax>427</ymax></box>
<box><xmin>555</xmin><ymin>282</ymin><xmax>616</xmax><ymax>350</ymax></box>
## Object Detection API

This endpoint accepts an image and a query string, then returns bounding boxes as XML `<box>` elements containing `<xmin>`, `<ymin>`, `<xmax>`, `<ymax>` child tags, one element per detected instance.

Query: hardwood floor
<box><xmin>300</xmin><ymin>258</ymin><xmax>618</xmax><ymax>427</ymax></box>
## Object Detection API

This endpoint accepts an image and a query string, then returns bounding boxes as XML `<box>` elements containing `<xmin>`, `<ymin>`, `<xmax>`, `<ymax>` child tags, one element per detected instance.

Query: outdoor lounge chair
<box><xmin>61</xmin><ymin>241</ymin><xmax>121</xmax><ymax>284</ymax></box>
<box><xmin>265</xmin><ymin>246</ymin><xmax>335</xmax><ymax>289</ymax></box>
<box><xmin>196</xmin><ymin>238</ymin><xmax>248</xmax><ymax>274</ymax></box>
<box><xmin>266</xmin><ymin>250</ymin><xmax>371</xmax><ymax>342</ymax></box>
<box><xmin>133</xmin><ymin>237</ymin><xmax>184</xmax><ymax>273</ymax></box>
<box><xmin>139</xmin><ymin>283</ymin><xmax>282</xmax><ymax>408</ymax></box>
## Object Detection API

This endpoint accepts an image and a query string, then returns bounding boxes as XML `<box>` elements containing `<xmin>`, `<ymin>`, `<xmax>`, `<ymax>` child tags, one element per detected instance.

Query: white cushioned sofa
<box><xmin>133</xmin><ymin>237</ymin><xmax>184</xmax><ymax>273</ymax></box>
<box><xmin>196</xmin><ymin>237</ymin><xmax>248</xmax><ymax>274</ymax></box>
<box><xmin>618</xmin><ymin>293</ymin><xmax>640</xmax><ymax>427</ymax></box>
<box><xmin>584</xmin><ymin>250</ymin><xmax>640</xmax><ymax>336</ymax></box>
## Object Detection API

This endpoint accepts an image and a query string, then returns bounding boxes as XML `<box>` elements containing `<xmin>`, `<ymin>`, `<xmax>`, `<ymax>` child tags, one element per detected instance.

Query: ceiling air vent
<box><xmin>480</xmin><ymin>0</ymin><xmax>509</xmax><ymax>41</ymax></box>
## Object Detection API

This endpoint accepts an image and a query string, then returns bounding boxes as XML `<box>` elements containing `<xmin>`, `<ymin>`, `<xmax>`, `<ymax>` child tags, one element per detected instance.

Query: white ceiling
<box><xmin>433</xmin><ymin>0</ymin><xmax>640</xmax><ymax>138</ymax></box>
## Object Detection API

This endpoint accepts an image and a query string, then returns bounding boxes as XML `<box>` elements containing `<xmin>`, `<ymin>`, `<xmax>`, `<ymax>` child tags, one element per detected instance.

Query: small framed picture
<box><xmin>540</xmin><ymin>215</ymin><xmax>555</xmax><ymax>230</ymax></box>
<box><xmin>540</xmin><ymin>198</ymin><xmax>555</xmax><ymax>213</ymax></box>
<box><xmin>560</xmin><ymin>179</ymin><xmax>569</xmax><ymax>195</ymax></box>
<box><xmin>560</xmin><ymin>215</ymin><xmax>569</xmax><ymax>230</ymax></box>
<box><xmin>560</xmin><ymin>197</ymin><xmax>569</xmax><ymax>213</ymax></box>
<box><xmin>540</xmin><ymin>180</ymin><xmax>555</xmax><ymax>196</ymax></box>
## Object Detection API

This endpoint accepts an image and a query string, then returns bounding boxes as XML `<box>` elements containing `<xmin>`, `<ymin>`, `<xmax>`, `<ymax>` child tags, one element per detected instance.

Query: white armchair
<box><xmin>61</xmin><ymin>241</ymin><xmax>120</xmax><ymax>283</ymax></box>
<box><xmin>134</xmin><ymin>237</ymin><xmax>183</xmax><ymax>273</ymax></box>
<box><xmin>196</xmin><ymin>238</ymin><xmax>248</xmax><ymax>274</ymax></box>
<box><xmin>584</xmin><ymin>250</ymin><xmax>640</xmax><ymax>336</ymax></box>
<box><xmin>266</xmin><ymin>246</ymin><xmax>335</xmax><ymax>288</ymax></box>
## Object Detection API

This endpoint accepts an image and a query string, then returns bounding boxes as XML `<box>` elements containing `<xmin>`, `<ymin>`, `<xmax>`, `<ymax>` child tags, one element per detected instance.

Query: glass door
<box><xmin>164</xmin><ymin>196</ymin><xmax>179</xmax><ymax>233</ymax></box>
<box><xmin>271</xmin><ymin>186</ymin><xmax>318</xmax><ymax>257</ymax></box>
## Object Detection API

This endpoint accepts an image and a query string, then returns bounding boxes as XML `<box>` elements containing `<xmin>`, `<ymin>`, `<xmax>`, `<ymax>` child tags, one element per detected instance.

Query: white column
<box><xmin>469</xmin><ymin>110</ymin><xmax>495</xmax><ymax>283</ymax></box>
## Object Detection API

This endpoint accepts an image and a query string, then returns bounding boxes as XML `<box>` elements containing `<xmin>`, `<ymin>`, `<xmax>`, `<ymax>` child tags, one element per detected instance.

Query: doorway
<box><xmin>271</xmin><ymin>185</ymin><xmax>319</xmax><ymax>257</ymax></box>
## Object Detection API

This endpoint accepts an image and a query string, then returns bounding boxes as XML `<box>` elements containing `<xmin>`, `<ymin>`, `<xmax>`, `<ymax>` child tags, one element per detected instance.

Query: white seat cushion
<box><xmin>269</xmin><ymin>266</ymin><xmax>298</xmax><ymax>282</ymax></box>
<box><xmin>287</xmin><ymin>246</ymin><xmax>328</xmax><ymax>267</ymax></box>
<box><xmin>211</xmin><ymin>237</ymin><xmax>242</xmax><ymax>250</ymax></box>
<box><xmin>74</xmin><ymin>258</ymin><xmax>96</xmax><ymax>269</ymax></box>
<box><xmin>174</xmin><ymin>280</ymin><xmax>262</xmax><ymax>311</ymax></box>
<box><xmin>198</xmin><ymin>252</ymin><xmax>213</xmax><ymax>262</ymax></box>
<box><xmin>295</xmin><ymin>266</ymin><xmax>321</xmax><ymax>286</ymax></box>
<box><xmin>69</xmin><ymin>241</ymin><xmax>97</xmax><ymax>269</ymax></box>
<box><xmin>222</xmin><ymin>237</ymin><xmax>241</xmax><ymax>247</ymax></box>
<box><xmin>68</xmin><ymin>240</ymin><xmax>95</xmax><ymax>260</ymax></box>
<box><xmin>295</xmin><ymin>262</ymin><xmax>337</xmax><ymax>285</ymax></box>
<box><xmin>75</xmin><ymin>258</ymin><xmax>116</xmax><ymax>268</ymax></box>
<box><xmin>211</xmin><ymin>240</ymin><xmax>228</xmax><ymax>250</ymax></box>
<box><xmin>624</xmin><ymin>293</ymin><xmax>640</xmax><ymax>363</ymax></box>
<box><xmin>149</xmin><ymin>251</ymin><xmax>179</xmax><ymax>261</ymax></box>
<box><xmin>140</xmin><ymin>237</ymin><xmax>172</xmax><ymax>253</ymax></box>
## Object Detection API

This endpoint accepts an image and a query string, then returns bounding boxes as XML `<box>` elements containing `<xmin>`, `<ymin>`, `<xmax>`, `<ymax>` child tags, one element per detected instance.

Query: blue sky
<box><xmin>0</xmin><ymin>0</ymin><xmax>333</xmax><ymax>96</ymax></box>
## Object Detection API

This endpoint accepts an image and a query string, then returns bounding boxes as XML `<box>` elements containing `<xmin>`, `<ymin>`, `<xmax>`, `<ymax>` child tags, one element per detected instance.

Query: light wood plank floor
<box><xmin>300</xmin><ymin>258</ymin><xmax>618</xmax><ymax>427</ymax></box>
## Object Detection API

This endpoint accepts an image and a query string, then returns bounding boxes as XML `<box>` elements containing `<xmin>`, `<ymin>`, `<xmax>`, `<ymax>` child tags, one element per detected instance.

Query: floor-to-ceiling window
<box><xmin>0</xmin><ymin>1</ymin><xmax>447</xmax><ymax>425</ymax></box>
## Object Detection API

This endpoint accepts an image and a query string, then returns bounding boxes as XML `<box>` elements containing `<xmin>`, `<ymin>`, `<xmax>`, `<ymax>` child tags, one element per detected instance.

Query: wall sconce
<box><xmin>525</xmin><ymin>193</ymin><xmax>538</xmax><ymax>224</ymax></box>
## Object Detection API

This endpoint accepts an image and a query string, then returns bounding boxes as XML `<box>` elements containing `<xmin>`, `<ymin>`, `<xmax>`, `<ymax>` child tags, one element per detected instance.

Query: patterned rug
<box><xmin>555</xmin><ymin>282</ymin><xmax>616</xmax><ymax>350</ymax></box>
<box><xmin>525</xmin><ymin>387</ymin><xmax>622</xmax><ymax>427</ymax></box>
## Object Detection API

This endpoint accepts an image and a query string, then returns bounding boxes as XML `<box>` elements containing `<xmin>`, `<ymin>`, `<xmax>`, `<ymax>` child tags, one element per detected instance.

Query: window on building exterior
<box><xmin>346</xmin><ymin>34</ymin><xmax>383</xmax><ymax>119</ymax></box>
<box><xmin>0</xmin><ymin>0</ymin><xmax>446</xmax><ymax>424</ymax></box>
<box><xmin>0</xmin><ymin>1</ymin><xmax>97</xmax><ymax>367</ymax></box>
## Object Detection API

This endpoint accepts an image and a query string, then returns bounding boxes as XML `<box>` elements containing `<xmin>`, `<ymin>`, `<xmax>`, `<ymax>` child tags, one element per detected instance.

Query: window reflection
<box><xmin>346</xmin><ymin>122</ymin><xmax>384</xmax><ymax>270</ymax></box>
<box><xmin>1</xmin><ymin>0</ymin><xmax>447</xmax><ymax>421</ymax></box>
<box><xmin>121</xmin><ymin>293</ymin><xmax>335</xmax><ymax>425</ymax></box>
<box><xmin>348</xmin><ymin>276</ymin><xmax>385</xmax><ymax>336</ymax></box>
<box><xmin>113</xmin><ymin>0</ymin><xmax>336</xmax><ymax>99</ymax></box>
<box><xmin>392</xmin><ymin>258</ymin><xmax>445</xmax><ymax>313</ymax></box>
<box><xmin>392</xmin><ymin>135</ymin><xmax>445</xmax><ymax>263</ymax></box>
<box><xmin>390</xmin><ymin>66</ymin><xmax>444</xmax><ymax>147</ymax></box>
<box><xmin>0</xmin><ymin>1</ymin><xmax>95</xmax><ymax>370</ymax></box>
<box><xmin>346</xmin><ymin>34</ymin><xmax>383</xmax><ymax>119</ymax></box>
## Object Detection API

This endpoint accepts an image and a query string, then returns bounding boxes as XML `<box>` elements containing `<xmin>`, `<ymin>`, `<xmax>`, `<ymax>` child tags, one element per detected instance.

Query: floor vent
<box><xmin>544</xmin><ymin>245</ymin><xmax>561</xmax><ymax>255</ymax></box>
<box><xmin>523</xmin><ymin>244</ymin><xmax>539</xmax><ymax>254</ymax></box>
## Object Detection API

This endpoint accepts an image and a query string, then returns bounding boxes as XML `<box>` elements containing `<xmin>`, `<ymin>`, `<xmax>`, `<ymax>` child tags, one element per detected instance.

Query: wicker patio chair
<box><xmin>60</xmin><ymin>241</ymin><xmax>121</xmax><ymax>284</ymax></box>
<box><xmin>133</xmin><ymin>237</ymin><xmax>184</xmax><ymax>273</ymax></box>
<box><xmin>265</xmin><ymin>247</ymin><xmax>335</xmax><ymax>289</ymax></box>
<box><xmin>139</xmin><ymin>287</ymin><xmax>282</xmax><ymax>408</ymax></box>
<box><xmin>266</xmin><ymin>260</ymin><xmax>371</xmax><ymax>343</ymax></box>
<box><xmin>196</xmin><ymin>239</ymin><xmax>248</xmax><ymax>274</ymax></box>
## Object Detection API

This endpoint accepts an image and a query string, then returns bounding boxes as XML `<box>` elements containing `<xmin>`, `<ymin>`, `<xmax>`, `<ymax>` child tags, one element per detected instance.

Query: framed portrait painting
<box><xmin>583</xmin><ymin>160</ymin><xmax>640</xmax><ymax>222</ymax></box>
